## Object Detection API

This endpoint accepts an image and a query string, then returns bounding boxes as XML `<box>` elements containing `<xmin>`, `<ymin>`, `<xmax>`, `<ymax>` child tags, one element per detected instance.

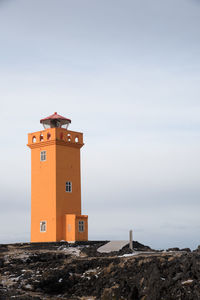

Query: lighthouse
<box><xmin>27</xmin><ymin>112</ymin><xmax>88</xmax><ymax>242</ymax></box>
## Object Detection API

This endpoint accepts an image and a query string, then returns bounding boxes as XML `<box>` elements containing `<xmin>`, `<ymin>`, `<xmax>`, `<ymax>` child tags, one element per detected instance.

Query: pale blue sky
<box><xmin>0</xmin><ymin>0</ymin><xmax>200</xmax><ymax>249</ymax></box>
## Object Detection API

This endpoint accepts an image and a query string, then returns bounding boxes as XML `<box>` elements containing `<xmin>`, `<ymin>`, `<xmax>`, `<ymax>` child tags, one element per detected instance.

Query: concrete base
<box><xmin>97</xmin><ymin>240</ymin><xmax>129</xmax><ymax>253</ymax></box>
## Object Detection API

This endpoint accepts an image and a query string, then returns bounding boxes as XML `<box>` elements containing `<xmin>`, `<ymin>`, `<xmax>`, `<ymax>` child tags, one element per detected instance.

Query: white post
<box><xmin>129</xmin><ymin>230</ymin><xmax>133</xmax><ymax>250</ymax></box>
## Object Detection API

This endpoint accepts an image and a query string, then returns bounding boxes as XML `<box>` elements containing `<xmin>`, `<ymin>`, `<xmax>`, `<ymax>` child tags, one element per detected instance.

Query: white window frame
<box><xmin>66</xmin><ymin>181</ymin><xmax>72</xmax><ymax>193</ymax></box>
<box><xmin>78</xmin><ymin>220</ymin><xmax>84</xmax><ymax>232</ymax></box>
<box><xmin>40</xmin><ymin>221</ymin><xmax>47</xmax><ymax>232</ymax></box>
<box><xmin>40</xmin><ymin>151</ymin><xmax>46</xmax><ymax>161</ymax></box>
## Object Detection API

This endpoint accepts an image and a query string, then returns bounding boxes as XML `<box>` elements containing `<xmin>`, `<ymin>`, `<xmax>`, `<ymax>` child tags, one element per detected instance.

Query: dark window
<box><xmin>40</xmin><ymin>221</ymin><xmax>47</xmax><ymax>232</ymax></box>
<box><xmin>78</xmin><ymin>221</ymin><xmax>84</xmax><ymax>232</ymax></box>
<box><xmin>66</xmin><ymin>181</ymin><xmax>72</xmax><ymax>192</ymax></box>
<box><xmin>40</xmin><ymin>151</ymin><xmax>46</xmax><ymax>161</ymax></box>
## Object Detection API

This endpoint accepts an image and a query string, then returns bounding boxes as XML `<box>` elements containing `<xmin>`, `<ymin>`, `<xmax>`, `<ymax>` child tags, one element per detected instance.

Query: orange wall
<box><xmin>56</xmin><ymin>145</ymin><xmax>82</xmax><ymax>240</ymax></box>
<box><xmin>30</xmin><ymin>144</ymin><xmax>57</xmax><ymax>242</ymax></box>
<box><xmin>28</xmin><ymin>127</ymin><xmax>85</xmax><ymax>242</ymax></box>
<box><xmin>75</xmin><ymin>216</ymin><xmax>88</xmax><ymax>241</ymax></box>
<box><xmin>65</xmin><ymin>214</ymin><xmax>76</xmax><ymax>242</ymax></box>
<box><xmin>65</xmin><ymin>215</ymin><xmax>88</xmax><ymax>242</ymax></box>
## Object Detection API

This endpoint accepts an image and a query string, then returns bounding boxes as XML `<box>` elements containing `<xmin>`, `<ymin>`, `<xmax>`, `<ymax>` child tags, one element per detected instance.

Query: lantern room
<box><xmin>40</xmin><ymin>112</ymin><xmax>71</xmax><ymax>129</ymax></box>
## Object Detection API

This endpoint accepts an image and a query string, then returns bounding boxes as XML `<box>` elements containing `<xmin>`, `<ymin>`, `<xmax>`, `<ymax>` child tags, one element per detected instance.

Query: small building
<box><xmin>27</xmin><ymin>112</ymin><xmax>88</xmax><ymax>242</ymax></box>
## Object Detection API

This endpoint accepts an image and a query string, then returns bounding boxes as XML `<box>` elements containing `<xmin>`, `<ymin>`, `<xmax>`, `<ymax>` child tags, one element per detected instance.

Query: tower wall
<box><xmin>56</xmin><ymin>144</ymin><xmax>82</xmax><ymax>241</ymax></box>
<box><xmin>28</xmin><ymin>126</ymin><xmax>87</xmax><ymax>242</ymax></box>
<box><xmin>30</xmin><ymin>144</ymin><xmax>57</xmax><ymax>242</ymax></box>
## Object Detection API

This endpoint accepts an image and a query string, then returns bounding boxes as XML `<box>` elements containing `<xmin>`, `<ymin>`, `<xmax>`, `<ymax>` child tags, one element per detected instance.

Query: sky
<box><xmin>0</xmin><ymin>0</ymin><xmax>200</xmax><ymax>249</ymax></box>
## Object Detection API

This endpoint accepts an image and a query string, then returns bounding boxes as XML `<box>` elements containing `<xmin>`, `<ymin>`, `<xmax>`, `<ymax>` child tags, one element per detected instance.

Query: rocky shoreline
<box><xmin>0</xmin><ymin>241</ymin><xmax>200</xmax><ymax>300</ymax></box>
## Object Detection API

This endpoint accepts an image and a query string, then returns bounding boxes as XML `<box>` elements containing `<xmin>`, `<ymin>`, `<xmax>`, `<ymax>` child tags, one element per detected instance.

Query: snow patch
<box><xmin>182</xmin><ymin>279</ymin><xmax>193</xmax><ymax>285</ymax></box>
<box><xmin>58</xmin><ymin>245</ymin><xmax>80</xmax><ymax>256</ymax></box>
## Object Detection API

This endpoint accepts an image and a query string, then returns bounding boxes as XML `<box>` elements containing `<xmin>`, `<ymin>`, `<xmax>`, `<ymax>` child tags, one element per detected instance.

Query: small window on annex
<box><xmin>40</xmin><ymin>151</ymin><xmax>46</xmax><ymax>161</ymax></box>
<box><xmin>78</xmin><ymin>221</ymin><xmax>84</xmax><ymax>232</ymax></box>
<box><xmin>40</xmin><ymin>221</ymin><xmax>47</xmax><ymax>232</ymax></box>
<box><xmin>66</xmin><ymin>181</ymin><xmax>72</xmax><ymax>192</ymax></box>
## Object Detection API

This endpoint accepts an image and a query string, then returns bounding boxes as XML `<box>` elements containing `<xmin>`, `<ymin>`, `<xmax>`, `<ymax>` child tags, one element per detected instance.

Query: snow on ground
<box><xmin>58</xmin><ymin>245</ymin><xmax>81</xmax><ymax>256</ymax></box>
<box><xmin>182</xmin><ymin>279</ymin><xmax>193</xmax><ymax>285</ymax></box>
<box><xmin>119</xmin><ymin>251</ymin><xmax>155</xmax><ymax>257</ymax></box>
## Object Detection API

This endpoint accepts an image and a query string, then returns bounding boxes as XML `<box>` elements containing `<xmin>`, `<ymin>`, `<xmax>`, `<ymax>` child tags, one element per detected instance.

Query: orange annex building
<box><xmin>27</xmin><ymin>112</ymin><xmax>88</xmax><ymax>242</ymax></box>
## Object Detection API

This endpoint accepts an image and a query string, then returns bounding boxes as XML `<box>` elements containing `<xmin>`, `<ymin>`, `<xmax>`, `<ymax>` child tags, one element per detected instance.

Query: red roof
<box><xmin>40</xmin><ymin>112</ymin><xmax>71</xmax><ymax>123</ymax></box>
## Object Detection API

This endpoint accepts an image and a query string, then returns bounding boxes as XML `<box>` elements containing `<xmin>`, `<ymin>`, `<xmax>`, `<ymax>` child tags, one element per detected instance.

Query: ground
<box><xmin>0</xmin><ymin>241</ymin><xmax>199</xmax><ymax>300</ymax></box>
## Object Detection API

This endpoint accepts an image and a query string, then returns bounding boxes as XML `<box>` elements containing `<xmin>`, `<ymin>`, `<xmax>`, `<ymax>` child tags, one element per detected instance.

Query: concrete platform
<box><xmin>97</xmin><ymin>240</ymin><xmax>129</xmax><ymax>253</ymax></box>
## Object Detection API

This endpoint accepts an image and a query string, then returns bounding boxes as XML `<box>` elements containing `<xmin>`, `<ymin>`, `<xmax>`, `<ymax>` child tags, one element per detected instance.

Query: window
<box><xmin>40</xmin><ymin>221</ymin><xmax>47</xmax><ymax>232</ymax></box>
<box><xmin>66</xmin><ymin>181</ymin><xmax>72</xmax><ymax>192</ymax></box>
<box><xmin>67</xmin><ymin>134</ymin><xmax>71</xmax><ymax>142</ymax></box>
<box><xmin>40</xmin><ymin>134</ymin><xmax>44</xmax><ymax>141</ymax></box>
<box><xmin>40</xmin><ymin>151</ymin><xmax>46</xmax><ymax>161</ymax></box>
<box><xmin>78</xmin><ymin>220</ymin><xmax>84</xmax><ymax>232</ymax></box>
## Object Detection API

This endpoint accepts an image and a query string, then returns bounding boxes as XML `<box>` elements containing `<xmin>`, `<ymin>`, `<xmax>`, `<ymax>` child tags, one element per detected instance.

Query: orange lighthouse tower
<box><xmin>27</xmin><ymin>112</ymin><xmax>88</xmax><ymax>242</ymax></box>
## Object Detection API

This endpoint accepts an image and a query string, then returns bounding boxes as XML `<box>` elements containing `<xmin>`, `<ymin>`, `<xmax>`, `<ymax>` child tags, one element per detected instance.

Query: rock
<box><xmin>166</xmin><ymin>247</ymin><xmax>180</xmax><ymax>252</ymax></box>
<box><xmin>1</xmin><ymin>242</ymin><xmax>200</xmax><ymax>299</ymax></box>
<box><xmin>194</xmin><ymin>245</ymin><xmax>200</xmax><ymax>252</ymax></box>
<box><xmin>102</xmin><ymin>286</ymin><xmax>121</xmax><ymax>300</ymax></box>
<box><xmin>0</xmin><ymin>259</ymin><xmax>4</xmax><ymax>268</ymax></box>
<box><xmin>172</xmin><ymin>272</ymin><xmax>182</xmax><ymax>281</ymax></box>
<box><xmin>181</xmin><ymin>248</ymin><xmax>191</xmax><ymax>252</ymax></box>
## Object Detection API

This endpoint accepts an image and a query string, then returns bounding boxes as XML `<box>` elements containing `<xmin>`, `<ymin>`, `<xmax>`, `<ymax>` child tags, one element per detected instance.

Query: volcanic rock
<box><xmin>0</xmin><ymin>241</ymin><xmax>200</xmax><ymax>299</ymax></box>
